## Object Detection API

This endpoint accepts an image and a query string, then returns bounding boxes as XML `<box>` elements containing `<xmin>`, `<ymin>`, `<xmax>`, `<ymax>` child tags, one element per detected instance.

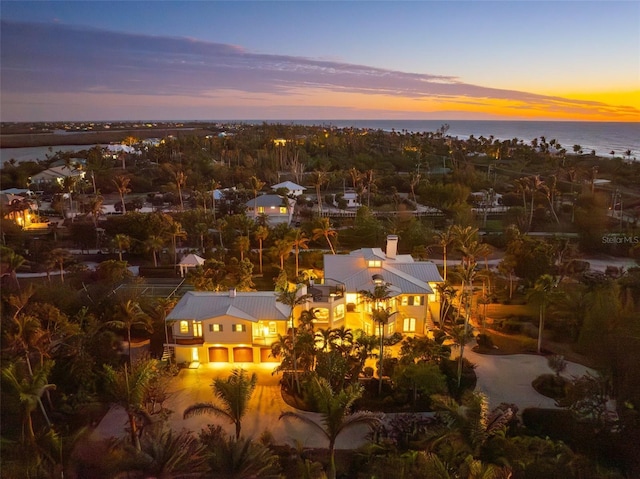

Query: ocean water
<box><xmin>284</xmin><ymin>120</ymin><xmax>640</xmax><ymax>160</ymax></box>
<box><xmin>2</xmin><ymin>120</ymin><xmax>639</xmax><ymax>166</ymax></box>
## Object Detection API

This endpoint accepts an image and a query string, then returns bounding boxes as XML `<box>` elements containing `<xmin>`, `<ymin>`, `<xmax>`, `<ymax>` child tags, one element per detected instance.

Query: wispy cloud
<box><xmin>1</xmin><ymin>20</ymin><xmax>637</xmax><ymax>120</ymax></box>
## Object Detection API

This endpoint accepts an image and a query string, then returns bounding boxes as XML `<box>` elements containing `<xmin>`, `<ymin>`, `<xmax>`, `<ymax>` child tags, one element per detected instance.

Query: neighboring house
<box><xmin>271</xmin><ymin>181</ymin><xmax>306</xmax><ymax>197</ymax></box>
<box><xmin>245</xmin><ymin>194</ymin><xmax>294</xmax><ymax>225</ymax></box>
<box><xmin>321</xmin><ymin>235</ymin><xmax>443</xmax><ymax>336</ymax></box>
<box><xmin>165</xmin><ymin>290</ymin><xmax>292</xmax><ymax>364</ymax></box>
<box><xmin>0</xmin><ymin>193</ymin><xmax>38</xmax><ymax>228</ymax></box>
<box><xmin>332</xmin><ymin>190</ymin><xmax>361</xmax><ymax>209</ymax></box>
<box><xmin>31</xmin><ymin>165</ymin><xmax>85</xmax><ymax>187</ymax></box>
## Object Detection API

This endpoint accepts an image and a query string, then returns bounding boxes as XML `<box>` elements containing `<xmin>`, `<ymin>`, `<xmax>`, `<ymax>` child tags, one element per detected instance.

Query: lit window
<box><xmin>367</xmin><ymin>260</ymin><xmax>382</xmax><ymax>268</ymax></box>
<box><xmin>193</xmin><ymin>321</ymin><xmax>203</xmax><ymax>337</ymax></box>
<box><xmin>387</xmin><ymin>323</ymin><xmax>394</xmax><ymax>335</ymax></box>
<box><xmin>209</xmin><ymin>324</ymin><xmax>223</xmax><ymax>332</ymax></box>
<box><xmin>314</xmin><ymin>308</ymin><xmax>329</xmax><ymax>320</ymax></box>
<box><xmin>401</xmin><ymin>296</ymin><xmax>408</xmax><ymax>306</ymax></box>
<box><xmin>334</xmin><ymin>304</ymin><xmax>345</xmax><ymax>320</ymax></box>
<box><xmin>258</xmin><ymin>206</ymin><xmax>265</xmax><ymax>213</ymax></box>
<box><xmin>279</xmin><ymin>207</ymin><xmax>287</xmax><ymax>214</ymax></box>
<box><xmin>179</xmin><ymin>321</ymin><xmax>189</xmax><ymax>333</ymax></box>
<box><xmin>403</xmin><ymin>317</ymin><xmax>416</xmax><ymax>332</ymax></box>
<box><xmin>268</xmin><ymin>321</ymin><xmax>277</xmax><ymax>335</ymax></box>
<box><xmin>234</xmin><ymin>324</ymin><xmax>247</xmax><ymax>332</ymax></box>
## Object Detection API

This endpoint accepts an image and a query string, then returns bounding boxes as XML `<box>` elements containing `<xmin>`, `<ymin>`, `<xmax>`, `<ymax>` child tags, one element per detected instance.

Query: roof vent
<box><xmin>386</xmin><ymin>235</ymin><xmax>398</xmax><ymax>259</ymax></box>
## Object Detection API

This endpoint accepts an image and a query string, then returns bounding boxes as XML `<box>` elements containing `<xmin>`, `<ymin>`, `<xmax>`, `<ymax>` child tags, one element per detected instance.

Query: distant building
<box><xmin>245</xmin><ymin>194</ymin><xmax>294</xmax><ymax>225</ymax></box>
<box><xmin>271</xmin><ymin>181</ymin><xmax>306</xmax><ymax>197</ymax></box>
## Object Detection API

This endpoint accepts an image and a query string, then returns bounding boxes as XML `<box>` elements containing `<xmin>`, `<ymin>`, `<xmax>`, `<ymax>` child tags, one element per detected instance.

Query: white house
<box><xmin>271</xmin><ymin>181</ymin><xmax>306</xmax><ymax>197</ymax></box>
<box><xmin>165</xmin><ymin>290</ymin><xmax>292</xmax><ymax>364</ymax></box>
<box><xmin>245</xmin><ymin>194</ymin><xmax>294</xmax><ymax>225</ymax></box>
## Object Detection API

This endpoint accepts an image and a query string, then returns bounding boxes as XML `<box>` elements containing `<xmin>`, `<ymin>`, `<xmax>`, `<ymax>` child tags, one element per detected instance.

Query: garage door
<box><xmin>233</xmin><ymin>347</ymin><xmax>254</xmax><ymax>363</ymax></box>
<box><xmin>260</xmin><ymin>348</ymin><xmax>275</xmax><ymax>362</ymax></box>
<box><xmin>208</xmin><ymin>347</ymin><xmax>229</xmax><ymax>363</ymax></box>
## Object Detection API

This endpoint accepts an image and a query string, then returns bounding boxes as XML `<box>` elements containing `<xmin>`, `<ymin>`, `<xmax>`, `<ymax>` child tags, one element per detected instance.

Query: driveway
<box><xmin>91</xmin><ymin>362</ymin><xmax>375</xmax><ymax>449</ymax></box>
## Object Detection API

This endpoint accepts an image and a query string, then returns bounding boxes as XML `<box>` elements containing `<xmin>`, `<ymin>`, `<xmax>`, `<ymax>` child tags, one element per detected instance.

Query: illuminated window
<box><xmin>367</xmin><ymin>260</ymin><xmax>382</xmax><ymax>268</ymax></box>
<box><xmin>403</xmin><ymin>317</ymin><xmax>416</xmax><ymax>332</ymax></box>
<box><xmin>258</xmin><ymin>206</ymin><xmax>265</xmax><ymax>213</ymax></box>
<box><xmin>314</xmin><ymin>308</ymin><xmax>329</xmax><ymax>320</ymax></box>
<box><xmin>387</xmin><ymin>323</ymin><xmax>394</xmax><ymax>335</ymax></box>
<box><xmin>179</xmin><ymin>321</ymin><xmax>189</xmax><ymax>333</ymax></box>
<box><xmin>279</xmin><ymin>207</ymin><xmax>287</xmax><ymax>214</ymax></box>
<box><xmin>193</xmin><ymin>321</ymin><xmax>203</xmax><ymax>337</ymax></box>
<box><xmin>334</xmin><ymin>304</ymin><xmax>345</xmax><ymax>320</ymax></box>
<box><xmin>401</xmin><ymin>296</ymin><xmax>408</xmax><ymax>306</ymax></box>
<box><xmin>408</xmin><ymin>296</ymin><xmax>424</xmax><ymax>306</ymax></box>
<box><xmin>209</xmin><ymin>324</ymin><xmax>223</xmax><ymax>332</ymax></box>
<box><xmin>268</xmin><ymin>321</ymin><xmax>277</xmax><ymax>334</ymax></box>
<box><xmin>233</xmin><ymin>324</ymin><xmax>247</xmax><ymax>332</ymax></box>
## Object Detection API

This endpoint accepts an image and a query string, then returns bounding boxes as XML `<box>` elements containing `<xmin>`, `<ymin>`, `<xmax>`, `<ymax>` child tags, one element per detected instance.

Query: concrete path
<box><xmin>90</xmin><ymin>350</ymin><xmax>595</xmax><ymax>449</ymax></box>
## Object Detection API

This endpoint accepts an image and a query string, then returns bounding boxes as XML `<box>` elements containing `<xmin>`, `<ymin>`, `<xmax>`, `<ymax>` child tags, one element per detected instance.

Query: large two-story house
<box><xmin>245</xmin><ymin>194</ymin><xmax>295</xmax><ymax>225</ymax></box>
<box><xmin>164</xmin><ymin>235</ymin><xmax>443</xmax><ymax>365</ymax></box>
<box><xmin>318</xmin><ymin>235</ymin><xmax>443</xmax><ymax>337</ymax></box>
<box><xmin>166</xmin><ymin>290</ymin><xmax>292</xmax><ymax>365</ymax></box>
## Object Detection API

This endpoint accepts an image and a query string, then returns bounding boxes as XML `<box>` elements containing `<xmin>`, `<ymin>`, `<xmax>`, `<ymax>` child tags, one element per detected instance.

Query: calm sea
<box><xmin>285</xmin><ymin>120</ymin><xmax>640</xmax><ymax>160</ymax></box>
<box><xmin>2</xmin><ymin>120</ymin><xmax>639</xmax><ymax>166</ymax></box>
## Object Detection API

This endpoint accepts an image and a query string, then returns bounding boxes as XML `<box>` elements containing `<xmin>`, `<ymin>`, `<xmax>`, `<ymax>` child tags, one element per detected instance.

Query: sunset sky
<box><xmin>1</xmin><ymin>1</ymin><xmax>638</xmax><ymax>122</ymax></box>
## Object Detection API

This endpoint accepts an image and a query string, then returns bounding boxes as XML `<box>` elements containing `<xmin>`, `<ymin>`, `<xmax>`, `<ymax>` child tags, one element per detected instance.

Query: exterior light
<box><xmin>372</xmin><ymin>274</ymin><xmax>384</xmax><ymax>284</ymax></box>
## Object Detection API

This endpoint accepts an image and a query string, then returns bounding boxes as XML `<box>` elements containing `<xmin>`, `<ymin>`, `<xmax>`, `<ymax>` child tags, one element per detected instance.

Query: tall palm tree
<box><xmin>290</xmin><ymin>228</ymin><xmax>309</xmax><ymax>277</ymax></box>
<box><xmin>310</xmin><ymin>169</ymin><xmax>328</xmax><ymax>215</ymax></box>
<box><xmin>312</xmin><ymin>217</ymin><xmax>337</xmax><ymax>254</ymax></box>
<box><xmin>144</xmin><ymin>235</ymin><xmax>165</xmax><ymax>267</ymax></box>
<box><xmin>273</xmin><ymin>238</ymin><xmax>293</xmax><ymax>270</ymax></box>
<box><xmin>254</xmin><ymin>225</ymin><xmax>269</xmax><ymax>274</ymax></box>
<box><xmin>528</xmin><ymin>274</ymin><xmax>558</xmax><ymax>354</ymax></box>
<box><xmin>104</xmin><ymin>300</ymin><xmax>153</xmax><ymax>364</ymax></box>
<box><xmin>235</xmin><ymin>235</ymin><xmax>250</xmax><ymax>261</ymax></box>
<box><xmin>183</xmin><ymin>368</ymin><xmax>257</xmax><ymax>440</ymax></box>
<box><xmin>433</xmin><ymin>226</ymin><xmax>456</xmax><ymax>281</ymax></box>
<box><xmin>112</xmin><ymin>233</ymin><xmax>131</xmax><ymax>262</ymax></box>
<box><xmin>359</xmin><ymin>283</ymin><xmax>396</xmax><ymax>395</ymax></box>
<box><xmin>103</xmin><ymin>359</ymin><xmax>159</xmax><ymax>451</ymax></box>
<box><xmin>46</xmin><ymin>248</ymin><xmax>72</xmax><ymax>283</ymax></box>
<box><xmin>249</xmin><ymin>175</ymin><xmax>266</xmax><ymax>219</ymax></box>
<box><xmin>164</xmin><ymin>216</ymin><xmax>187</xmax><ymax>267</ymax></box>
<box><xmin>113</xmin><ymin>175</ymin><xmax>131</xmax><ymax>215</ymax></box>
<box><xmin>452</xmin><ymin>262</ymin><xmax>477</xmax><ymax>387</ymax></box>
<box><xmin>279</xmin><ymin>378</ymin><xmax>381</xmax><ymax>479</ymax></box>
<box><xmin>276</xmin><ymin>286</ymin><xmax>312</xmax><ymax>394</ymax></box>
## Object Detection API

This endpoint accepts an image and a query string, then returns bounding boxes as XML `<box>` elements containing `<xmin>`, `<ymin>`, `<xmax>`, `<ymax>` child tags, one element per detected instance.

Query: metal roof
<box><xmin>166</xmin><ymin>291</ymin><xmax>291</xmax><ymax>323</ymax></box>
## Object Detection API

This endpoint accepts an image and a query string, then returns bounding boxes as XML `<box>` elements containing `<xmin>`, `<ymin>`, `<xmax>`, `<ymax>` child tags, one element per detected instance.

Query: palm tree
<box><xmin>276</xmin><ymin>286</ymin><xmax>313</xmax><ymax>394</ymax></box>
<box><xmin>359</xmin><ymin>283</ymin><xmax>396</xmax><ymax>395</ymax></box>
<box><xmin>201</xmin><ymin>434</ymin><xmax>282</xmax><ymax>479</ymax></box>
<box><xmin>165</xmin><ymin>216</ymin><xmax>187</xmax><ymax>267</ymax></box>
<box><xmin>273</xmin><ymin>238</ymin><xmax>293</xmax><ymax>270</ymax></box>
<box><xmin>46</xmin><ymin>248</ymin><xmax>72</xmax><ymax>283</ymax></box>
<box><xmin>86</xmin><ymin>194</ymin><xmax>104</xmax><ymax>229</ymax></box>
<box><xmin>254</xmin><ymin>225</ymin><xmax>269</xmax><ymax>274</ymax></box>
<box><xmin>528</xmin><ymin>274</ymin><xmax>558</xmax><ymax>354</ymax></box>
<box><xmin>144</xmin><ymin>235</ymin><xmax>165</xmax><ymax>267</ymax></box>
<box><xmin>113</xmin><ymin>175</ymin><xmax>131</xmax><ymax>215</ymax></box>
<box><xmin>1</xmin><ymin>248</ymin><xmax>26</xmax><ymax>290</ymax></box>
<box><xmin>235</xmin><ymin>235</ymin><xmax>250</xmax><ymax>261</ymax></box>
<box><xmin>104</xmin><ymin>300</ymin><xmax>153</xmax><ymax>364</ymax></box>
<box><xmin>310</xmin><ymin>169</ymin><xmax>328</xmax><ymax>215</ymax></box>
<box><xmin>112</xmin><ymin>233</ymin><xmax>131</xmax><ymax>262</ymax></box>
<box><xmin>312</xmin><ymin>217</ymin><xmax>337</xmax><ymax>254</ymax></box>
<box><xmin>279</xmin><ymin>378</ymin><xmax>381</xmax><ymax>479</ymax></box>
<box><xmin>183</xmin><ymin>368</ymin><xmax>257</xmax><ymax>440</ymax></box>
<box><xmin>102</xmin><ymin>359</ymin><xmax>159</xmax><ymax>451</ymax></box>
<box><xmin>249</xmin><ymin>175</ymin><xmax>266</xmax><ymax>219</ymax></box>
<box><xmin>433</xmin><ymin>226</ymin><xmax>456</xmax><ymax>281</ymax></box>
<box><xmin>1</xmin><ymin>360</ymin><xmax>56</xmax><ymax>446</ymax></box>
<box><xmin>290</xmin><ymin>228</ymin><xmax>309</xmax><ymax>277</ymax></box>
<box><xmin>452</xmin><ymin>262</ymin><xmax>477</xmax><ymax>387</ymax></box>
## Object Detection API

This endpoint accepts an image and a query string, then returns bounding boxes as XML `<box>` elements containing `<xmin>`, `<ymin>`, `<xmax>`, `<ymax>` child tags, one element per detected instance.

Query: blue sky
<box><xmin>1</xmin><ymin>1</ymin><xmax>638</xmax><ymax>121</ymax></box>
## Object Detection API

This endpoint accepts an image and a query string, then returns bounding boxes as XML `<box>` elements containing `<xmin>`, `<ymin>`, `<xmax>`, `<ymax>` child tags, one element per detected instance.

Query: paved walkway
<box><xmin>91</xmin><ymin>350</ymin><xmax>595</xmax><ymax>449</ymax></box>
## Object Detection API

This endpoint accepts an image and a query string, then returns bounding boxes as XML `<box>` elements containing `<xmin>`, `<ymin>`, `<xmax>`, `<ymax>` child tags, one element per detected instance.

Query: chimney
<box><xmin>229</xmin><ymin>288</ymin><xmax>236</xmax><ymax>298</ymax></box>
<box><xmin>386</xmin><ymin>235</ymin><xmax>398</xmax><ymax>259</ymax></box>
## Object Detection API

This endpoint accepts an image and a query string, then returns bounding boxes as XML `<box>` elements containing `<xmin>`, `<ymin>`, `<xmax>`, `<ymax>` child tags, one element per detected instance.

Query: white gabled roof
<box><xmin>324</xmin><ymin>248</ymin><xmax>443</xmax><ymax>295</ymax></box>
<box><xmin>166</xmin><ymin>291</ymin><xmax>290</xmax><ymax>323</ymax></box>
<box><xmin>272</xmin><ymin>181</ymin><xmax>306</xmax><ymax>191</ymax></box>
